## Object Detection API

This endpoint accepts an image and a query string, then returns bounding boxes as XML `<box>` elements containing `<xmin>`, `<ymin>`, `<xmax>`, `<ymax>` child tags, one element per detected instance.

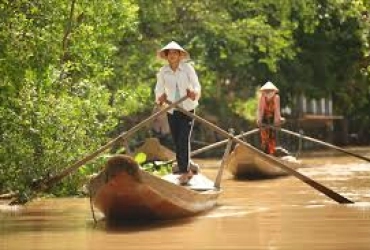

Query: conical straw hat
<box><xmin>260</xmin><ymin>81</ymin><xmax>279</xmax><ymax>91</ymax></box>
<box><xmin>157</xmin><ymin>41</ymin><xmax>190</xmax><ymax>60</ymax></box>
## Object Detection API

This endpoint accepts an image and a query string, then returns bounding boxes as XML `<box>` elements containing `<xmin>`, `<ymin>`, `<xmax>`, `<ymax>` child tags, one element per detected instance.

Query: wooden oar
<box><xmin>214</xmin><ymin>137</ymin><xmax>233</xmax><ymax>189</ymax></box>
<box><xmin>169</xmin><ymin>103</ymin><xmax>354</xmax><ymax>204</ymax></box>
<box><xmin>278</xmin><ymin>128</ymin><xmax>370</xmax><ymax>163</ymax></box>
<box><xmin>160</xmin><ymin>129</ymin><xmax>259</xmax><ymax>166</ymax></box>
<box><xmin>190</xmin><ymin>129</ymin><xmax>259</xmax><ymax>157</ymax></box>
<box><xmin>33</xmin><ymin>96</ymin><xmax>188</xmax><ymax>192</ymax></box>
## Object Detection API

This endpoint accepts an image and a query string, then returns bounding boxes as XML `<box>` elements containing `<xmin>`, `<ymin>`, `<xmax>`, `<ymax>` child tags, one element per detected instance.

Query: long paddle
<box><xmin>159</xmin><ymin>129</ymin><xmax>259</xmax><ymax>166</ymax></box>
<box><xmin>32</xmin><ymin>96</ymin><xmax>188</xmax><ymax>192</ymax></box>
<box><xmin>214</xmin><ymin>137</ymin><xmax>233</xmax><ymax>189</ymax></box>
<box><xmin>168</xmin><ymin>102</ymin><xmax>354</xmax><ymax>204</ymax></box>
<box><xmin>278</xmin><ymin>128</ymin><xmax>370</xmax><ymax>163</ymax></box>
<box><xmin>190</xmin><ymin>129</ymin><xmax>259</xmax><ymax>157</ymax></box>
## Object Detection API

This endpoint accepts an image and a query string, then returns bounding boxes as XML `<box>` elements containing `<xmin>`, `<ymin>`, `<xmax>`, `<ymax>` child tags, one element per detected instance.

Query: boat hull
<box><xmin>225</xmin><ymin>144</ymin><xmax>301</xmax><ymax>179</ymax></box>
<box><xmin>88</xmin><ymin>155</ymin><xmax>220</xmax><ymax>221</ymax></box>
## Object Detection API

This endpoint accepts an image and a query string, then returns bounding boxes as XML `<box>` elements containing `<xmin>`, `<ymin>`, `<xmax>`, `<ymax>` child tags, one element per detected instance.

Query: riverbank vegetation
<box><xmin>1</xmin><ymin>0</ymin><xmax>369</xmax><ymax>196</ymax></box>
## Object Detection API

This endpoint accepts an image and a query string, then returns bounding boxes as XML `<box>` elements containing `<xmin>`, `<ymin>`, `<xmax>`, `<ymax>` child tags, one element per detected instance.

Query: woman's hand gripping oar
<box><xmin>166</xmin><ymin>101</ymin><xmax>354</xmax><ymax>204</ymax></box>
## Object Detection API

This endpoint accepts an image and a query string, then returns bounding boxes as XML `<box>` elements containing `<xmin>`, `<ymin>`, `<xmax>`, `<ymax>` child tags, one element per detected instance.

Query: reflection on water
<box><xmin>1</xmin><ymin>154</ymin><xmax>370</xmax><ymax>250</ymax></box>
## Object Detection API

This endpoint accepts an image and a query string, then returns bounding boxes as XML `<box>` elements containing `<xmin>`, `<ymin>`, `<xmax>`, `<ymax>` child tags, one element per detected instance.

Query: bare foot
<box><xmin>178</xmin><ymin>171</ymin><xmax>194</xmax><ymax>185</ymax></box>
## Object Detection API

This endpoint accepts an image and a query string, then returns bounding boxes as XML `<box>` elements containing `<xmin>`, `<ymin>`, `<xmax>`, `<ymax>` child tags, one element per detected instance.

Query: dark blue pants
<box><xmin>167</xmin><ymin>110</ymin><xmax>194</xmax><ymax>173</ymax></box>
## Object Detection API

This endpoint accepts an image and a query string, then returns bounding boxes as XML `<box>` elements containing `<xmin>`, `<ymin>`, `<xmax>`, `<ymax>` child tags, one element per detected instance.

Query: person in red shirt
<box><xmin>256</xmin><ymin>81</ymin><xmax>283</xmax><ymax>155</ymax></box>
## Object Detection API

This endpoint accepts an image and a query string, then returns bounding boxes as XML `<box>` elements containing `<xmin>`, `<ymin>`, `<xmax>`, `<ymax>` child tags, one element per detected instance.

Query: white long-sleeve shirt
<box><xmin>155</xmin><ymin>62</ymin><xmax>201</xmax><ymax>113</ymax></box>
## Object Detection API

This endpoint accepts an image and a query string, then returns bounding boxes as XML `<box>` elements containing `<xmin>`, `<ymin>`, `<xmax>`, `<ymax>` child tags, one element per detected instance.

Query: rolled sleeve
<box><xmin>186</xmin><ymin>64</ymin><xmax>201</xmax><ymax>101</ymax></box>
<box><xmin>274</xmin><ymin>95</ymin><xmax>281</xmax><ymax>124</ymax></box>
<box><xmin>257</xmin><ymin>95</ymin><xmax>264</xmax><ymax>122</ymax></box>
<box><xmin>155</xmin><ymin>71</ymin><xmax>165</xmax><ymax>104</ymax></box>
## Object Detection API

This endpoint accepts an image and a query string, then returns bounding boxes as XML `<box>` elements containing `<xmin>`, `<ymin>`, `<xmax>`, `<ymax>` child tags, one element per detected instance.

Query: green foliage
<box><xmin>0</xmin><ymin>0</ymin><xmax>140</xmax><ymax>196</ymax></box>
<box><xmin>232</xmin><ymin>94</ymin><xmax>259</xmax><ymax>122</ymax></box>
<box><xmin>134</xmin><ymin>152</ymin><xmax>147</xmax><ymax>165</ymax></box>
<box><xmin>139</xmin><ymin>160</ymin><xmax>173</xmax><ymax>177</ymax></box>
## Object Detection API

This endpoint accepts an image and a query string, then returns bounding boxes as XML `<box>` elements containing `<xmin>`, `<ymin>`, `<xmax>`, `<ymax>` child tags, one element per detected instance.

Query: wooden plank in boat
<box><xmin>162</xmin><ymin>174</ymin><xmax>217</xmax><ymax>191</ymax></box>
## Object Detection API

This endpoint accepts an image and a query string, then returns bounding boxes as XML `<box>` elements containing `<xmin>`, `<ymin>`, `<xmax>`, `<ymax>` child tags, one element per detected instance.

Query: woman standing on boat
<box><xmin>155</xmin><ymin>41</ymin><xmax>201</xmax><ymax>184</ymax></box>
<box><xmin>257</xmin><ymin>81</ymin><xmax>282</xmax><ymax>155</ymax></box>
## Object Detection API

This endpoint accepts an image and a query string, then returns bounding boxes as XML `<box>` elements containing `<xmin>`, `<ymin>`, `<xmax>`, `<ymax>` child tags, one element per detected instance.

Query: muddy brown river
<box><xmin>1</xmin><ymin>152</ymin><xmax>370</xmax><ymax>250</ymax></box>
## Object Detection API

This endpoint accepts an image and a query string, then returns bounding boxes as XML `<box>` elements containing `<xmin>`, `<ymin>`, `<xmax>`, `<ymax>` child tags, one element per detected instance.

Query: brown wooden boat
<box><xmin>88</xmin><ymin>154</ymin><xmax>220</xmax><ymax>221</ymax></box>
<box><xmin>225</xmin><ymin>144</ymin><xmax>301</xmax><ymax>179</ymax></box>
<box><xmin>133</xmin><ymin>137</ymin><xmax>200</xmax><ymax>173</ymax></box>
<box><xmin>134</xmin><ymin>137</ymin><xmax>175</xmax><ymax>161</ymax></box>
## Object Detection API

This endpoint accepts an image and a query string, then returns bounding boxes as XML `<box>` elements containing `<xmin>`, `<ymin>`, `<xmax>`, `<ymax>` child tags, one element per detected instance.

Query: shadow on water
<box><xmin>231</xmin><ymin>174</ymin><xmax>290</xmax><ymax>181</ymax></box>
<box><xmin>0</xmin><ymin>207</ymin><xmax>88</xmax><ymax>235</ymax></box>
<box><xmin>1</xmin><ymin>202</ymin><xmax>214</xmax><ymax>236</ymax></box>
<box><xmin>92</xmin><ymin>216</ymin><xmax>198</xmax><ymax>233</ymax></box>
<box><xmin>89</xmin><ymin>203</ymin><xmax>227</xmax><ymax>233</ymax></box>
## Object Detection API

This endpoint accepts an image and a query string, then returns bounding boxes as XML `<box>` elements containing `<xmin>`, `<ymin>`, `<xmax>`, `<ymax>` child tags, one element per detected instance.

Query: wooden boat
<box><xmin>225</xmin><ymin>144</ymin><xmax>301</xmax><ymax>179</ymax></box>
<box><xmin>88</xmin><ymin>154</ymin><xmax>220</xmax><ymax>221</ymax></box>
<box><xmin>134</xmin><ymin>137</ymin><xmax>175</xmax><ymax>161</ymax></box>
<box><xmin>134</xmin><ymin>137</ymin><xmax>200</xmax><ymax>173</ymax></box>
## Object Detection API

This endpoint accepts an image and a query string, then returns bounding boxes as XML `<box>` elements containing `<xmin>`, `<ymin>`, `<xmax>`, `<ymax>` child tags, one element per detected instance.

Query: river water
<box><xmin>1</xmin><ymin>152</ymin><xmax>370</xmax><ymax>250</ymax></box>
